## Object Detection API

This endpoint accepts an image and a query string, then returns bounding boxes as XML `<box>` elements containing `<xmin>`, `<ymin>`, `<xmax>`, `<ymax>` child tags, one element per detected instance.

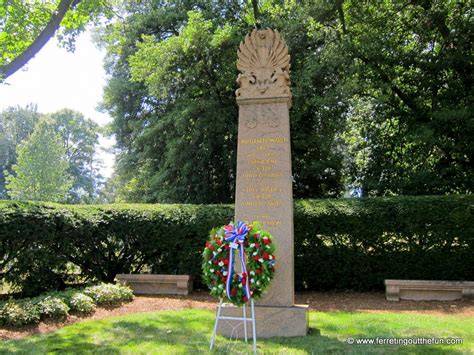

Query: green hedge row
<box><xmin>0</xmin><ymin>202</ymin><xmax>234</xmax><ymax>296</ymax></box>
<box><xmin>294</xmin><ymin>196</ymin><xmax>473</xmax><ymax>290</ymax></box>
<box><xmin>0</xmin><ymin>196</ymin><xmax>472</xmax><ymax>295</ymax></box>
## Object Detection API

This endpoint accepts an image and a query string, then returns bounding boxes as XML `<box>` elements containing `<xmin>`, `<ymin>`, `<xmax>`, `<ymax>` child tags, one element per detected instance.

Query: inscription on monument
<box><xmin>235</xmin><ymin>101</ymin><xmax>293</xmax><ymax>306</ymax></box>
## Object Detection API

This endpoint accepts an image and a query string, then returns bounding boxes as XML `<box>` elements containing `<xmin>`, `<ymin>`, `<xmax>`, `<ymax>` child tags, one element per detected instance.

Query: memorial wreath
<box><xmin>202</xmin><ymin>221</ymin><xmax>276</xmax><ymax>306</ymax></box>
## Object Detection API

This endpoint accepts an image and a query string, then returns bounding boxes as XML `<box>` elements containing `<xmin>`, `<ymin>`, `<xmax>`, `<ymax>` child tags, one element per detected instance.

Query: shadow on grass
<box><xmin>0</xmin><ymin>310</ymin><xmax>469</xmax><ymax>354</ymax></box>
<box><xmin>259</xmin><ymin>330</ymin><xmax>466</xmax><ymax>354</ymax></box>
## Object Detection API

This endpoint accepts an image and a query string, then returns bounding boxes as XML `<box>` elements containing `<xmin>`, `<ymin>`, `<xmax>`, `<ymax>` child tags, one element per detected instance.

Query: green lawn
<box><xmin>1</xmin><ymin>309</ymin><xmax>472</xmax><ymax>354</ymax></box>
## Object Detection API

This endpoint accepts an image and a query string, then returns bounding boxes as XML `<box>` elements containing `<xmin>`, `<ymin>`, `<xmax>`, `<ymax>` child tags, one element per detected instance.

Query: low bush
<box><xmin>0</xmin><ymin>196</ymin><xmax>472</xmax><ymax>293</ymax></box>
<box><xmin>53</xmin><ymin>289</ymin><xmax>94</xmax><ymax>313</ymax></box>
<box><xmin>68</xmin><ymin>293</ymin><xmax>95</xmax><ymax>313</ymax></box>
<box><xmin>0</xmin><ymin>299</ymin><xmax>40</xmax><ymax>326</ymax></box>
<box><xmin>83</xmin><ymin>284</ymin><xmax>133</xmax><ymax>305</ymax></box>
<box><xmin>34</xmin><ymin>296</ymin><xmax>69</xmax><ymax>319</ymax></box>
<box><xmin>0</xmin><ymin>284</ymin><xmax>132</xmax><ymax>326</ymax></box>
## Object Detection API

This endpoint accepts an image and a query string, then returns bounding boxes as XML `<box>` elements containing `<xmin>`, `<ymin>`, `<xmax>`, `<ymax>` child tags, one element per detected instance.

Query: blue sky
<box><xmin>0</xmin><ymin>30</ymin><xmax>115</xmax><ymax>178</ymax></box>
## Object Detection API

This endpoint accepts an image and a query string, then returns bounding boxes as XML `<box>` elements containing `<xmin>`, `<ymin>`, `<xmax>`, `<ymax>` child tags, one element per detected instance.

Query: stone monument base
<box><xmin>216</xmin><ymin>304</ymin><xmax>308</xmax><ymax>338</ymax></box>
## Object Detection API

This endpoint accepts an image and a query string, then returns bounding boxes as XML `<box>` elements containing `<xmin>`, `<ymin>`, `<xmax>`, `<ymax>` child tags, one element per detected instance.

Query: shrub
<box><xmin>34</xmin><ymin>296</ymin><xmax>69</xmax><ymax>319</ymax></box>
<box><xmin>0</xmin><ymin>202</ymin><xmax>72</xmax><ymax>297</ymax></box>
<box><xmin>0</xmin><ymin>299</ymin><xmax>40</xmax><ymax>326</ymax></box>
<box><xmin>83</xmin><ymin>284</ymin><xmax>133</xmax><ymax>305</ymax></box>
<box><xmin>52</xmin><ymin>289</ymin><xmax>95</xmax><ymax>313</ymax></box>
<box><xmin>0</xmin><ymin>284</ymin><xmax>132</xmax><ymax>326</ymax></box>
<box><xmin>68</xmin><ymin>293</ymin><xmax>95</xmax><ymax>313</ymax></box>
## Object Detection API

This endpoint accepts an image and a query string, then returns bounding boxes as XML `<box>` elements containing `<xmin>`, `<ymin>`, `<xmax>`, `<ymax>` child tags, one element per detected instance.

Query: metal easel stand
<box><xmin>210</xmin><ymin>298</ymin><xmax>257</xmax><ymax>354</ymax></box>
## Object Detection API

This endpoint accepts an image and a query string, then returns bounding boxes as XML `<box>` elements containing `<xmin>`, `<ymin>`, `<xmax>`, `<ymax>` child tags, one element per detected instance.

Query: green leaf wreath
<box><xmin>202</xmin><ymin>221</ymin><xmax>276</xmax><ymax>306</ymax></box>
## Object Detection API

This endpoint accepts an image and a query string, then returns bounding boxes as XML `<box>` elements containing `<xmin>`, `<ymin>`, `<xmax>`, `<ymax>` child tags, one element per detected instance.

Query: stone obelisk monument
<box><xmin>218</xmin><ymin>28</ymin><xmax>308</xmax><ymax>338</ymax></box>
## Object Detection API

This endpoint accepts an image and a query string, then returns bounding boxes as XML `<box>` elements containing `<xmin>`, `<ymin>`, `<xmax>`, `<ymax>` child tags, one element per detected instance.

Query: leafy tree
<box><xmin>0</xmin><ymin>0</ymin><xmax>111</xmax><ymax>81</ymax></box>
<box><xmin>99</xmin><ymin>1</ymin><xmax>348</xmax><ymax>202</ymax></box>
<box><xmin>127</xmin><ymin>11</ymin><xmax>242</xmax><ymax>203</ymax></box>
<box><xmin>5</xmin><ymin>120</ymin><xmax>73</xmax><ymax>202</ymax></box>
<box><xmin>46</xmin><ymin>109</ymin><xmax>101</xmax><ymax>203</ymax></box>
<box><xmin>0</xmin><ymin>106</ymin><xmax>102</xmax><ymax>202</ymax></box>
<box><xmin>258</xmin><ymin>1</ymin><xmax>354</xmax><ymax>197</ymax></box>
<box><xmin>261</xmin><ymin>0</ymin><xmax>473</xmax><ymax>196</ymax></box>
<box><xmin>99</xmin><ymin>0</ymin><xmax>473</xmax><ymax>201</ymax></box>
<box><xmin>98</xmin><ymin>2</ymin><xmax>247</xmax><ymax>203</ymax></box>
<box><xmin>337</xmin><ymin>0</ymin><xmax>473</xmax><ymax>195</ymax></box>
<box><xmin>0</xmin><ymin>105</ymin><xmax>40</xmax><ymax>198</ymax></box>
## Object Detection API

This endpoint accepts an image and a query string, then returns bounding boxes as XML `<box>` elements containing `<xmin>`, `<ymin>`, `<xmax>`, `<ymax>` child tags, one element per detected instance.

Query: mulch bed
<box><xmin>1</xmin><ymin>290</ymin><xmax>473</xmax><ymax>341</ymax></box>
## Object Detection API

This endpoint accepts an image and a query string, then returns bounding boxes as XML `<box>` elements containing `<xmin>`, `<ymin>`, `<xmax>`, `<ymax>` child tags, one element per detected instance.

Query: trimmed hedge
<box><xmin>0</xmin><ymin>196</ymin><xmax>472</xmax><ymax>295</ymax></box>
<box><xmin>294</xmin><ymin>196</ymin><xmax>473</xmax><ymax>290</ymax></box>
<box><xmin>0</xmin><ymin>202</ymin><xmax>234</xmax><ymax>296</ymax></box>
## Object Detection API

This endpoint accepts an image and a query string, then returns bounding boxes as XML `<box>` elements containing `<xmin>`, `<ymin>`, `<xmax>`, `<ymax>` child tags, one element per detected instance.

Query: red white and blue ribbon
<box><xmin>224</xmin><ymin>221</ymin><xmax>251</xmax><ymax>301</ymax></box>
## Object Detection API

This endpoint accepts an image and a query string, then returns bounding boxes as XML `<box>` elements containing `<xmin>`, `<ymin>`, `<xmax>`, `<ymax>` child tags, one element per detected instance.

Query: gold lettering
<box><xmin>240</xmin><ymin>137</ymin><xmax>288</xmax><ymax>145</ymax></box>
<box><xmin>266</xmin><ymin>199</ymin><xmax>282</xmax><ymax>207</ymax></box>
<box><xmin>240</xmin><ymin>201</ymin><xmax>263</xmax><ymax>207</ymax></box>
<box><xmin>240</xmin><ymin>199</ymin><xmax>282</xmax><ymax>208</ymax></box>
<box><xmin>260</xmin><ymin>186</ymin><xmax>282</xmax><ymax>193</ymax></box>
<box><xmin>249</xmin><ymin>159</ymin><xmax>277</xmax><ymax>165</ymax></box>
<box><xmin>255</xmin><ymin>193</ymin><xmax>272</xmax><ymax>199</ymax></box>
<box><xmin>252</xmin><ymin>166</ymin><xmax>272</xmax><ymax>172</ymax></box>
<box><xmin>240</xmin><ymin>172</ymin><xmax>283</xmax><ymax>179</ymax></box>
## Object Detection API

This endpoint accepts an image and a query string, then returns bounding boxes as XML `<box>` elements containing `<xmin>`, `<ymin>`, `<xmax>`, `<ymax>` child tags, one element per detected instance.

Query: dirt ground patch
<box><xmin>297</xmin><ymin>291</ymin><xmax>474</xmax><ymax>315</ymax></box>
<box><xmin>1</xmin><ymin>290</ymin><xmax>473</xmax><ymax>340</ymax></box>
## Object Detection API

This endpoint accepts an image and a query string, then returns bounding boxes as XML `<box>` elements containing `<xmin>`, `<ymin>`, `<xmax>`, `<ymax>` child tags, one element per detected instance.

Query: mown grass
<box><xmin>0</xmin><ymin>309</ymin><xmax>472</xmax><ymax>354</ymax></box>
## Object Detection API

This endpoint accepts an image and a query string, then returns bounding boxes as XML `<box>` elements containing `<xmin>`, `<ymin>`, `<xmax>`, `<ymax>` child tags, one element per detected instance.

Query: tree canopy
<box><xmin>0</xmin><ymin>105</ymin><xmax>40</xmax><ymax>199</ymax></box>
<box><xmin>5</xmin><ymin>119</ymin><xmax>72</xmax><ymax>202</ymax></box>
<box><xmin>45</xmin><ymin>109</ymin><xmax>102</xmax><ymax>203</ymax></box>
<box><xmin>0</xmin><ymin>106</ymin><xmax>102</xmax><ymax>202</ymax></box>
<box><xmin>96</xmin><ymin>0</ymin><xmax>472</xmax><ymax>202</ymax></box>
<box><xmin>2</xmin><ymin>1</ymin><xmax>471</xmax><ymax>203</ymax></box>
<box><xmin>98</xmin><ymin>2</ymin><xmax>247</xmax><ymax>203</ymax></box>
<box><xmin>0</xmin><ymin>0</ymin><xmax>110</xmax><ymax>81</ymax></box>
<box><xmin>339</xmin><ymin>0</ymin><xmax>473</xmax><ymax>195</ymax></box>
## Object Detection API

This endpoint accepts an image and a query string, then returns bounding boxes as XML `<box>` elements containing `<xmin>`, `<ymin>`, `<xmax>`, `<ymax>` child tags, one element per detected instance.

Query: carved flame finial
<box><xmin>236</xmin><ymin>28</ymin><xmax>291</xmax><ymax>100</ymax></box>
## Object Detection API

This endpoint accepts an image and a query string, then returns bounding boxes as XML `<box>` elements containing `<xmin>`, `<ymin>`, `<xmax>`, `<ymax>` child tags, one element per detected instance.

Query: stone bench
<box><xmin>116</xmin><ymin>274</ymin><xmax>193</xmax><ymax>296</ymax></box>
<box><xmin>384</xmin><ymin>279</ymin><xmax>474</xmax><ymax>301</ymax></box>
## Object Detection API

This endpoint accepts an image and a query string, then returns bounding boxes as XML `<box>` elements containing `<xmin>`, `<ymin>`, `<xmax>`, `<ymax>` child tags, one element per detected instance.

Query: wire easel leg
<box><xmin>210</xmin><ymin>299</ymin><xmax>223</xmax><ymax>350</ymax></box>
<box><xmin>243</xmin><ymin>302</ymin><xmax>248</xmax><ymax>343</ymax></box>
<box><xmin>251</xmin><ymin>299</ymin><xmax>257</xmax><ymax>354</ymax></box>
<box><xmin>209</xmin><ymin>299</ymin><xmax>257</xmax><ymax>354</ymax></box>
